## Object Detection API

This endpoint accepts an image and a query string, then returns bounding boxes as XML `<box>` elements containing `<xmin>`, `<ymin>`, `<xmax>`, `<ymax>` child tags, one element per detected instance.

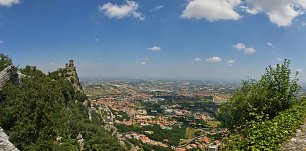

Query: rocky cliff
<box><xmin>0</xmin><ymin>128</ymin><xmax>19</xmax><ymax>151</ymax></box>
<box><xmin>0</xmin><ymin>65</ymin><xmax>20</xmax><ymax>91</ymax></box>
<box><xmin>0</xmin><ymin>66</ymin><xmax>20</xmax><ymax>151</ymax></box>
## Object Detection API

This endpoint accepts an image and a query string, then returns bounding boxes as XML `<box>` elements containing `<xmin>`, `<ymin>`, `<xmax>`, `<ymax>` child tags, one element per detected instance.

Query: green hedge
<box><xmin>226</xmin><ymin>99</ymin><xmax>306</xmax><ymax>150</ymax></box>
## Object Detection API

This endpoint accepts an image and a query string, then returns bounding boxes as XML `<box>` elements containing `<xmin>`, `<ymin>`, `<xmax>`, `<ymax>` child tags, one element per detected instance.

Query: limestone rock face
<box><xmin>0</xmin><ymin>127</ymin><xmax>19</xmax><ymax>151</ymax></box>
<box><xmin>77</xmin><ymin>133</ymin><xmax>84</xmax><ymax>151</ymax></box>
<box><xmin>0</xmin><ymin>66</ymin><xmax>20</xmax><ymax>151</ymax></box>
<box><xmin>57</xmin><ymin>60</ymin><xmax>84</xmax><ymax>92</ymax></box>
<box><xmin>281</xmin><ymin>124</ymin><xmax>306</xmax><ymax>151</ymax></box>
<box><xmin>0</xmin><ymin>65</ymin><xmax>20</xmax><ymax>91</ymax></box>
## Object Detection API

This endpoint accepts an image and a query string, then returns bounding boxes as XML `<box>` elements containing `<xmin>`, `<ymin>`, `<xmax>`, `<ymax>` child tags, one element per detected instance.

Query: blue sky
<box><xmin>1</xmin><ymin>0</ymin><xmax>306</xmax><ymax>81</ymax></box>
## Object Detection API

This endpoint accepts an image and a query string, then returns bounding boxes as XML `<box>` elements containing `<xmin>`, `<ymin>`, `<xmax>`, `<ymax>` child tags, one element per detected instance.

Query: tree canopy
<box><xmin>0</xmin><ymin>54</ymin><xmax>124</xmax><ymax>150</ymax></box>
<box><xmin>0</xmin><ymin>54</ymin><xmax>12</xmax><ymax>71</ymax></box>
<box><xmin>218</xmin><ymin>59</ymin><xmax>300</xmax><ymax>129</ymax></box>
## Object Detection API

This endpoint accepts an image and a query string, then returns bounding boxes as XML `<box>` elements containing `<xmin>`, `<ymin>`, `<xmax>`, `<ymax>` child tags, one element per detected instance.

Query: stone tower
<box><xmin>69</xmin><ymin>60</ymin><xmax>74</xmax><ymax>66</ymax></box>
<box><xmin>58</xmin><ymin>60</ymin><xmax>84</xmax><ymax>92</ymax></box>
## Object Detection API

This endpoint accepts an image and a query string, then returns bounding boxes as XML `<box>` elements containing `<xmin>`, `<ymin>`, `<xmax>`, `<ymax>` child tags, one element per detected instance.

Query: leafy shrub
<box><xmin>0</xmin><ymin>54</ymin><xmax>12</xmax><ymax>71</ymax></box>
<box><xmin>218</xmin><ymin>60</ymin><xmax>300</xmax><ymax>129</ymax></box>
<box><xmin>0</xmin><ymin>54</ymin><xmax>124</xmax><ymax>150</ymax></box>
<box><xmin>225</xmin><ymin>100</ymin><xmax>306</xmax><ymax>150</ymax></box>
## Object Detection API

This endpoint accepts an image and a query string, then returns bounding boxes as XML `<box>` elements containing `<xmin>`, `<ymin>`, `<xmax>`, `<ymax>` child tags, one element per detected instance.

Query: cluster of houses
<box><xmin>118</xmin><ymin>132</ymin><xmax>168</xmax><ymax>148</ymax></box>
<box><xmin>93</xmin><ymin>97</ymin><xmax>228</xmax><ymax>151</ymax></box>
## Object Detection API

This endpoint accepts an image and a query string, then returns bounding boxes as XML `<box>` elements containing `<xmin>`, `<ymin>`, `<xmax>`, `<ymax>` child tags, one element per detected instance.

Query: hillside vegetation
<box><xmin>0</xmin><ymin>54</ymin><xmax>124</xmax><ymax>150</ymax></box>
<box><xmin>218</xmin><ymin>59</ymin><xmax>304</xmax><ymax>150</ymax></box>
<box><xmin>1</xmin><ymin>53</ymin><xmax>305</xmax><ymax>150</ymax></box>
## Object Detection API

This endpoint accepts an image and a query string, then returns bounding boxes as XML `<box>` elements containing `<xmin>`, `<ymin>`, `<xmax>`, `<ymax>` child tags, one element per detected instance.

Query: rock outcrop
<box><xmin>0</xmin><ymin>127</ymin><xmax>19</xmax><ymax>151</ymax></box>
<box><xmin>0</xmin><ymin>65</ymin><xmax>20</xmax><ymax>91</ymax></box>
<box><xmin>57</xmin><ymin>60</ymin><xmax>84</xmax><ymax>92</ymax></box>
<box><xmin>0</xmin><ymin>66</ymin><xmax>21</xmax><ymax>151</ymax></box>
<box><xmin>281</xmin><ymin>120</ymin><xmax>306</xmax><ymax>151</ymax></box>
<box><xmin>77</xmin><ymin>133</ymin><xmax>84</xmax><ymax>151</ymax></box>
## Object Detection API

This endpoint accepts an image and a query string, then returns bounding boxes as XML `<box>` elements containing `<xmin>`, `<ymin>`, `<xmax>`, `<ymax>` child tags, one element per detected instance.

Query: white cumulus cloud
<box><xmin>98</xmin><ymin>0</ymin><xmax>145</xmax><ymax>20</ymax></box>
<box><xmin>154</xmin><ymin>5</ymin><xmax>164</xmax><ymax>11</ymax></box>
<box><xmin>267</xmin><ymin>42</ymin><xmax>273</xmax><ymax>47</ymax></box>
<box><xmin>181</xmin><ymin>0</ymin><xmax>241</xmax><ymax>21</ymax></box>
<box><xmin>233</xmin><ymin>42</ymin><xmax>256</xmax><ymax>54</ymax></box>
<box><xmin>227</xmin><ymin>60</ymin><xmax>235</xmax><ymax>64</ymax></box>
<box><xmin>194</xmin><ymin>57</ymin><xmax>202</xmax><ymax>62</ymax></box>
<box><xmin>180</xmin><ymin>0</ymin><xmax>306</xmax><ymax>26</ymax></box>
<box><xmin>206</xmin><ymin>56</ymin><xmax>222</xmax><ymax>63</ymax></box>
<box><xmin>136</xmin><ymin>58</ymin><xmax>149</xmax><ymax>65</ymax></box>
<box><xmin>0</xmin><ymin>0</ymin><xmax>20</xmax><ymax>7</ymax></box>
<box><xmin>148</xmin><ymin>46</ymin><xmax>161</xmax><ymax>52</ymax></box>
<box><xmin>240</xmin><ymin>5</ymin><xmax>258</xmax><ymax>14</ymax></box>
<box><xmin>245</xmin><ymin>0</ymin><xmax>306</xmax><ymax>27</ymax></box>
<box><xmin>227</xmin><ymin>60</ymin><xmax>235</xmax><ymax>66</ymax></box>
<box><xmin>139</xmin><ymin>61</ymin><xmax>147</xmax><ymax>65</ymax></box>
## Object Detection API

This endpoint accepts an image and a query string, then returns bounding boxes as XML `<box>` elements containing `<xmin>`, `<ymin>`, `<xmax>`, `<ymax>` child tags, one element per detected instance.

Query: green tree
<box><xmin>218</xmin><ymin>59</ymin><xmax>300</xmax><ymax>129</ymax></box>
<box><xmin>0</xmin><ymin>54</ymin><xmax>12</xmax><ymax>71</ymax></box>
<box><xmin>0</xmin><ymin>57</ymin><xmax>124</xmax><ymax>150</ymax></box>
<box><xmin>20</xmin><ymin>65</ymin><xmax>45</xmax><ymax>77</ymax></box>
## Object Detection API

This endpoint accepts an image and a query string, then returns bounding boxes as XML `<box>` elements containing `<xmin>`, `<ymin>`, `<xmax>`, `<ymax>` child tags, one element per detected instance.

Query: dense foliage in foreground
<box><xmin>225</xmin><ymin>99</ymin><xmax>306</xmax><ymax>150</ymax></box>
<box><xmin>0</xmin><ymin>55</ymin><xmax>124</xmax><ymax>150</ymax></box>
<box><xmin>219</xmin><ymin>60</ymin><xmax>305</xmax><ymax>150</ymax></box>
<box><xmin>219</xmin><ymin>60</ymin><xmax>300</xmax><ymax>129</ymax></box>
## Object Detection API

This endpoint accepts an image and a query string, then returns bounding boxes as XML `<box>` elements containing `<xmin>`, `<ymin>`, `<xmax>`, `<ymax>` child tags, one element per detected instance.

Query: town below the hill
<box><xmin>84</xmin><ymin>79</ymin><xmax>239</xmax><ymax>151</ymax></box>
